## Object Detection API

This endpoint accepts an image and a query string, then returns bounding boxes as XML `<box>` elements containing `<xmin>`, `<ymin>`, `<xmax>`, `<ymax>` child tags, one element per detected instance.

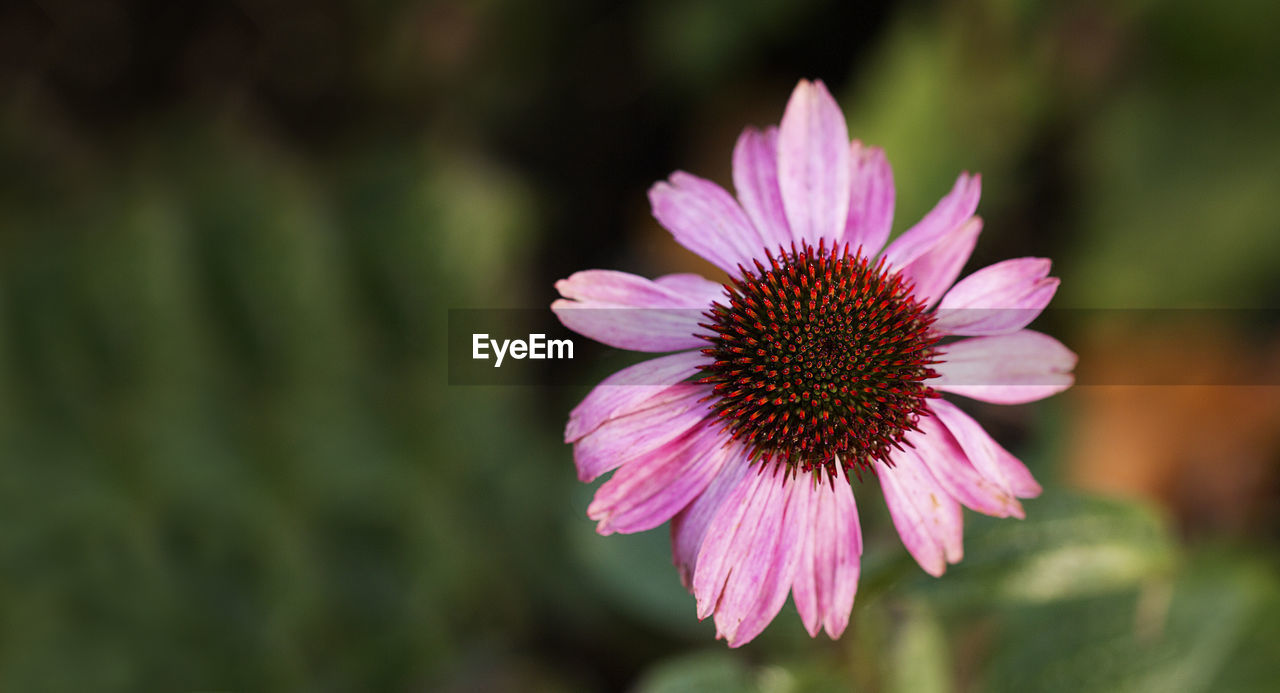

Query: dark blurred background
<box><xmin>1</xmin><ymin>0</ymin><xmax>1278</xmax><ymax>691</ymax></box>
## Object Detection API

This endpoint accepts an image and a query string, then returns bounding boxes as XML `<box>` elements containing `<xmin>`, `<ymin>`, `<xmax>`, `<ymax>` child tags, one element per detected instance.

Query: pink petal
<box><xmin>777</xmin><ymin>79</ymin><xmax>853</xmax><ymax>247</ymax></box>
<box><xmin>649</xmin><ymin>172</ymin><xmax>766</xmax><ymax>275</ymax></box>
<box><xmin>791</xmin><ymin>463</ymin><xmax>862</xmax><ymax>639</ymax></box>
<box><xmin>692</xmin><ymin>464</ymin><xmax>780</xmax><ymax>619</ymax></box>
<box><xmin>552</xmin><ymin>270</ymin><xmax>710</xmax><ymax>351</ymax></box>
<box><xmin>552</xmin><ymin>301</ymin><xmax>704</xmax><ymax>352</ymax></box>
<box><xmin>556</xmin><ymin>269</ymin><xmax>699</xmax><ymax>306</ymax></box>
<box><xmin>879</xmin><ymin>453</ymin><xmax>964</xmax><ymax>577</ymax></box>
<box><xmin>895</xmin><ymin>216</ymin><xmax>984</xmax><ymax>308</ymax></box>
<box><xmin>929</xmin><ymin>399</ymin><xmax>1042</xmax><ymax>498</ymax></box>
<box><xmin>732</xmin><ymin>126</ymin><xmax>792</xmax><ymax>250</ymax></box>
<box><xmin>934</xmin><ymin>258</ymin><xmax>1060</xmax><ymax>336</ymax></box>
<box><xmin>671</xmin><ymin>451</ymin><xmax>752</xmax><ymax>588</ymax></box>
<box><xmin>572</xmin><ymin>385</ymin><xmax>710</xmax><ymax>482</ymax></box>
<box><xmin>842</xmin><ymin>142</ymin><xmax>894</xmax><ymax>258</ymax></box>
<box><xmin>721</xmin><ymin>475</ymin><xmax>812</xmax><ymax>647</ymax></box>
<box><xmin>565</xmin><ymin>350</ymin><xmax>709</xmax><ymax>443</ymax></box>
<box><xmin>881</xmin><ymin>174</ymin><xmax>982</xmax><ymax>305</ymax></box>
<box><xmin>693</xmin><ymin>463</ymin><xmax>808</xmax><ymax>647</ymax></box>
<box><xmin>882</xmin><ymin>173</ymin><xmax>981</xmax><ymax>269</ymax></box>
<box><xmin>934</xmin><ymin>330</ymin><xmax>1077</xmax><ymax>404</ymax></box>
<box><xmin>588</xmin><ymin>422</ymin><xmax>734</xmax><ymax>535</ymax></box>
<box><xmin>653</xmin><ymin>272</ymin><xmax>727</xmax><ymax>306</ymax></box>
<box><xmin>909</xmin><ymin>413</ymin><xmax>1024</xmax><ymax>519</ymax></box>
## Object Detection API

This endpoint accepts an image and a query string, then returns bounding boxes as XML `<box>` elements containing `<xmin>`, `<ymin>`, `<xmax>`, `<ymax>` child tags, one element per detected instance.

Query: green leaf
<box><xmin>910</xmin><ymin>492</ymin><xmax>1177</xmax><ymax>606</ymax></box>
<box><xmin>567</xmin><ymin>484</ymin><xmax>707</xmax><ymax>637</ymax></box>
<box><xmin>888</xmin><ymin>601</ymin><xmax>953</xmax><ymax>693</ymax></box>
<box><xmin>980</xmin><ymin>547</ymin><xmax>1280</xmax><ymax>693</ymax></box>
<box><xmin>633</xmin><ymin>651</ymin><xmax>760</xmax><ymax>693</ymax></box>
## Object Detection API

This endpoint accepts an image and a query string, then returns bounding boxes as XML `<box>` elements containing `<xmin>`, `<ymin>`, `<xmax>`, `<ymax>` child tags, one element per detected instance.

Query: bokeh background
<box><xmin>2</xmin><ymin>0</ymin><xmax>1279</xmax><ymax>691</ymax></box>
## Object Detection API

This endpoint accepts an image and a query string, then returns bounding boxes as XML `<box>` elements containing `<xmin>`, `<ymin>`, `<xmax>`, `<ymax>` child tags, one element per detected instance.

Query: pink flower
<box><xmin>552</xmin><ymin>80</ymin><xmax>1076</xmax><ymax>647</ymax></box>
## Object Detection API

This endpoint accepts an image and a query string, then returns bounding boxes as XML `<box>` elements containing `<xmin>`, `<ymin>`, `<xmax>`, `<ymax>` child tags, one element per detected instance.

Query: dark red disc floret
<box><xmin>696</xmin><ymin>240</ymin><xmax>940</xmax><ymax>478</ymax></box>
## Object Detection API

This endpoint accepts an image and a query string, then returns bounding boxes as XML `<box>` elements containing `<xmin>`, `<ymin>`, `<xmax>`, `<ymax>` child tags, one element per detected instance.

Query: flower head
<box><xmin>553</xmin><ymin>80</ymin><xmax>1076</xmax><ymax>647</ymax></box>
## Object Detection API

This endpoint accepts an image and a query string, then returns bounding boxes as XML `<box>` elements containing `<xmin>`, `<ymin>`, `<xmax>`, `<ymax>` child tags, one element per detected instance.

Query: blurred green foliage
<box><xmin>1</xmin><ymin>0</ymin><xmax>1278</xmax><ymax>691</ymax></box>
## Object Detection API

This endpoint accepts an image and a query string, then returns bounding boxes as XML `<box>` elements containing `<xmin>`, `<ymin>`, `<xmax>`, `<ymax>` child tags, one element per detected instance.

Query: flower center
<box><xmin>696</xmin><ymin>241</ymin><xmax>940</xmax><ymax>477</ymax></box>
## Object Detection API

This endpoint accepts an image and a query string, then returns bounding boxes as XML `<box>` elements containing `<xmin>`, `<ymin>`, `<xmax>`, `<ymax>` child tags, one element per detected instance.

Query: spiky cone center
<box><xmin>697</xmin><ymin>241</ymin><xmax>940</xmax><ymax>478</ymax></box>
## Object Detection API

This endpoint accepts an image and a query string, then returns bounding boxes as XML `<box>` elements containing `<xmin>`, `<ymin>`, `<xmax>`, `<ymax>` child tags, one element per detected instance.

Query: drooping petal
<box><xmin>934</xmin><ymin>258</ymin><xmax>1060</xmax><ymax>336</ymax></box>
<box><xmin>692</xmin><ymin>464</ymin><xmax>781</xmax><ymax>619</ymax></box>
<box><xmin>732</xmin><ymin>126</ymin><xmax>792</xmax><ymax>249</ymax></box>
<box><xmin>791</xmin><ymin>463</ymin><xmax>862</xmax><ymax>639</ymax></box>
<box><xmin>589</xmin><ymin>422</ymin><xmax>735</xmax><ymax>535</ymax></box>
<box><xmin>694</xmin><ymin>463</ymin><xmax>809</xmax><ymax>647</ymax></box>
<box><xmin>842</xmin><ymin>142</ymin><xmax>894</xmax><ymax>257</ymax></box>
<box><xmin>720</xmin><ymin>474</ymin><xmax>812</xmax><ymax>647</ymax></box>
<box><xmin>908</xmin><ymin>413</ymin><xmax>1024</xmax><ymax>518</ymax></box>
<box><xmin>566</xmin><ymin>350</ymin><xmax>709</xmax><ymax>443</ymax></box>
<box><xmin>553</xmin><ymin>270</ymin><xmax>708</xmax><ymax>351</ymax></box>
<box><xmin>879</xmin><ymin>452</ymin><xmax>964</xmax><ymax>577</ymax></box>
<box><xmin>934</xmin><ymin>330</ymin><xmax>1077</xmax><ymax>404</ymax></box>
<box><xmin>572</xmin><ymin>385</ymin><xmax>710</xmax><ymax>482</ymax></box>
<box><xmin>776</xmin><ymin>79</ymin><xmax>853</xmax><ymax>247</ymax></box>
<box><xmin>653</xmin><ymin>272</ymin><xmax>727</xmax><ymax>307</ymax></box>
<box><xmin>671</xmin><ymin>451</ymin><xmax>752</xmax><ymax>588</ymax></box>
<box><xmin>650</xmin><ymin>172</ymin><xmax>766</xmax><ymax>275</ymax></box>
<box><xmin>929</xmin><ymin>399</ymin><xmax>1042</xmax><ymax>498</ymax></box>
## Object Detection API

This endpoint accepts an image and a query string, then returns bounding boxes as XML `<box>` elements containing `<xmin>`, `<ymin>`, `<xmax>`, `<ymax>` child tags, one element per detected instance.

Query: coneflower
<box><xmin>553</xmin><ymin>79</ymin><xmax>1075</xmax><ymax>647</ymax></box>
